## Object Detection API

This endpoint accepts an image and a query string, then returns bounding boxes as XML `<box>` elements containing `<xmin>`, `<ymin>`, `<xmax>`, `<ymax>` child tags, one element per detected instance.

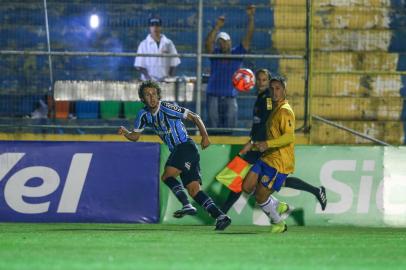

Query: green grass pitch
<box><xmin>1</xmin><ymin>223</ymin><xmax>406</xmax><ymax>270</ymax></box>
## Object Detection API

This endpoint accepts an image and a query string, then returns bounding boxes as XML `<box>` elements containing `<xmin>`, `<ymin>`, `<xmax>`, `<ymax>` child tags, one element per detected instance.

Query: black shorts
<box><xmin>242</xmin><ymin>150</ymin><xmax>262</xmax><ymax>164</ymax></box>
<box><xmin>165</xmin><ymin>141</ymin><xmax>202</xmax><ymax>186</ymax></box>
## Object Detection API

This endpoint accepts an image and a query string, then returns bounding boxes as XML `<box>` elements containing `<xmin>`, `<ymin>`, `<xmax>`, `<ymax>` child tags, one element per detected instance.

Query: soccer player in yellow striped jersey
<box><xmin>242</xmin><ymin>75</ymin><xmax>294</xmax><ymax>233</ymax></box>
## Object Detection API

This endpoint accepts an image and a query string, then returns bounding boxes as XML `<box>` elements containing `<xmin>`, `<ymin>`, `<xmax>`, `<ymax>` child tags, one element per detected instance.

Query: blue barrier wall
<box><xmin>0</xmin><ymin>141</ymin><xmax>160</xmax><ymax>223</ymax></box>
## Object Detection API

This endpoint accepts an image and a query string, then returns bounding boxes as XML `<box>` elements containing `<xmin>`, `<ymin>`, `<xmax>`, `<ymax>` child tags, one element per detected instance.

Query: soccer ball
<box><xmin>232</xmin><ymin>68</ymin><xmax>255</xmax><ymax>92</ymax></box>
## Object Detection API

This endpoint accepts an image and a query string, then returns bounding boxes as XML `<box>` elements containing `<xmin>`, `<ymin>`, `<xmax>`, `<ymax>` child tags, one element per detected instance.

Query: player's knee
<box><xmin>186</xmin><ymin>181</ymin><xmax>201</xmax><ymax>197</ymax></box>
<box><xmin>161</xmin><ymin>174</ymin><xmax>173</xmax><ymax>182</ymax></box>
<box><xmin>242</xmin><ymin>181</ymin><xmax>254</xmax><ymax>194</ymax></box>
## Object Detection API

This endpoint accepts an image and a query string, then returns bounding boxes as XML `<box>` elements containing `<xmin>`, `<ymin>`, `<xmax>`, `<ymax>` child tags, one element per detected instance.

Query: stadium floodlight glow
<box><xmin>89</xmin><ymin>14</ymin><xmax>100</xmax><ymax>29</ymax></box>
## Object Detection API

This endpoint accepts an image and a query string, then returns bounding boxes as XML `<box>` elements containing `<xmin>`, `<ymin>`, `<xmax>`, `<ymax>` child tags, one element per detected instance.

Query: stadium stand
<box><xmin>0</xmin><ymin>0</ymin><xmax>405</xmax><ymax>143</ymax></box>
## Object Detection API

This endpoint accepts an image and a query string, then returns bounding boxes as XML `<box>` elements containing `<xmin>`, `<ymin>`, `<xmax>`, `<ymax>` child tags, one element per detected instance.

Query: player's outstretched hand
<box><xmin>240</xmin><ymin>141</ymin><xmax>253</xmax><ymax>155</ymax></box>
<box><xmin>254</xmin><ymin>141</ymin><xmax>268</xmax><ymax>152</ymax></box>
<box><xmin>118</xmin><ymin>126</ymin><xmax>129</xmax><ymax>135</ymax></box>
<box><xmin>246</xmin><ymin>5</ymin><xmax>256</xmax><ymax>17</ymax></box>
<box><xmin>201</xmin><ymin>136</ymin><xmax>211</xmax><ymax>150</ymax></box>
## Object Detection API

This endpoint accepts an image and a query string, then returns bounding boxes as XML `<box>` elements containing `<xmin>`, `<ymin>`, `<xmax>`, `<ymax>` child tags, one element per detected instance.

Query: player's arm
<box><xmin>255</xmin><ymin>109</ymin><xmax>295</xmax><ymax>152</ymax></box>
<box><xmin>119</xmin><ymin>109</ymin><xmax>147</xmax><ymax>142</ymax></box>
<box><xmin>242</xmin><ymin>5</ymin><xmax>255</xmax><ymax>50</ymax></box>
<box><xmin>118</xmin><ymin>126</ymin><xmax>141</xmax><ymax>142</ymax></box>
<box><xmin>186</xmin><ymin>111</ymin><xmax>211</xmax><ymax>149</ymax></box>
<box><xmin>205</xmin><ymin>16</ymin><xmax>225</xmax><ymax>53</ymax></box>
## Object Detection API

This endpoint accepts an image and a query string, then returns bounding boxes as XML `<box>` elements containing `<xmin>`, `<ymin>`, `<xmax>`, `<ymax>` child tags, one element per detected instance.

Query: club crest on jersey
<box><xmin>261</xmin><ymin>175</ymin><xmax>270</xmax><ymax>184</ymax></box>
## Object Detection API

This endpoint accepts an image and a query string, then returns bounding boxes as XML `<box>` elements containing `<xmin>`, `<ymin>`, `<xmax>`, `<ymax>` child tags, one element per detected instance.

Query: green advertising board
<box><xmin>159</xmin><ymin>145</ymin><xmax>406</xmax><ymax>227</ymax></box>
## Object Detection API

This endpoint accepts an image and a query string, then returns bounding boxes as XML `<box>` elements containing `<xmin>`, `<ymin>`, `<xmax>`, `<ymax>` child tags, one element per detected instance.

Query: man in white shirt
<box><xmin>134</xmin><ymin>17</ymin><xmax>181</xmax><ymax>81</ymax></box>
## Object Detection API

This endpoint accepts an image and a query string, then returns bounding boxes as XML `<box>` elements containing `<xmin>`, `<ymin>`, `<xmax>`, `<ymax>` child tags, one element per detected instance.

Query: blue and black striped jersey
<box><xmin>133</xmin><ymin>101</ymin><xmax>190</xmax><ymax>152</ymax></box>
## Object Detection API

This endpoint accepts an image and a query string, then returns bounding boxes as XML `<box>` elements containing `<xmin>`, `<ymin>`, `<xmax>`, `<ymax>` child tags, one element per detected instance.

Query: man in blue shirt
<box><xmin>118</xmin><ymin>80</ymin><xmax>231</xmax><ymax>230</ymax></box>
<box><xmin>205</xmin><ymin>5</ymin><xmax>255</xmax><ymax>129</ymax></box>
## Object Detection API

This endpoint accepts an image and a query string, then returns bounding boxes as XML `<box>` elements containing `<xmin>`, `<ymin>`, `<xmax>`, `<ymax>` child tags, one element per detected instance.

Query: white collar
<box><xmin>147</xmin><ymin>34</ymin><xmax>166</xmax><ymax>44</ymax></box>
<box><xmin>151</xmin><ymin>101</ymin><xmax>161</xmax><ymax>116</ymax></box>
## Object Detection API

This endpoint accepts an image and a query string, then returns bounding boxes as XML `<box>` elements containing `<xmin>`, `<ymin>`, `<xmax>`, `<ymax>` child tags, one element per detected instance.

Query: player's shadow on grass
<box><xmin>46</xmin><ymin>224</ymin><xmax>237</xmax><ymax>233</ymax></box>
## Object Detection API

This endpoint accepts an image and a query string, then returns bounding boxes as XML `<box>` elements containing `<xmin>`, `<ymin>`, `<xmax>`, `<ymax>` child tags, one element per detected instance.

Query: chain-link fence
<box><xmin>309</xmin><ymin>0</ymin><xmax>406</xmax><ymax>145</ymax></box>
<box><xmin>0</xmin><ymin>0</ymin><xmax>307</xmax><ymax>135</ymax></box>
<box><xmin>2</xmin><ymin>0</ymin><xmax>404</xmax><ymax>144</ymax></box>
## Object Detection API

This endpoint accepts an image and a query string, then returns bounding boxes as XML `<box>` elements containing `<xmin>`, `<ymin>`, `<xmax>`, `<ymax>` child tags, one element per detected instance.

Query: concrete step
<box><xmin>289</xmin><ymin>96</ymin><xmax>404</xmax><ymax>121</ymax></box>
<box><xmin>310</xmin><ymin>120</ymin><xmax>404</xmax><ymax>145</ymax></box>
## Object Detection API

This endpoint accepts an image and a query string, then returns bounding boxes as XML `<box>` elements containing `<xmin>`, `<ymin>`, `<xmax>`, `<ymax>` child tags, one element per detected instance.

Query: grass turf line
<box><xmin>1</xmin><ymin>223</ymin><xmax>406</xmax><ymax>270</ymax></box>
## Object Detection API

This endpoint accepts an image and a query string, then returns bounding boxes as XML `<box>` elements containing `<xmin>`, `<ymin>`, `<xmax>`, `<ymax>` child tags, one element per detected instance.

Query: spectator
<box><xmin>205</xmin><ymin>5</ymin><xmax>255</xmax><ymax>129</ymax></box>
<box><xmin>134</xmin><ymin>16</ymin><xmax>181</xmax><ymax>81</ymax></box>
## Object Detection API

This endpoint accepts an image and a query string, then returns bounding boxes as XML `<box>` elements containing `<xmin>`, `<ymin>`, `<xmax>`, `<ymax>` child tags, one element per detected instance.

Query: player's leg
<box><xmin>284</xmin><ymin>177</ymin><xmax>327</xmax><ymax>210</ymax></box>
<box><xmin>163</xmin><ymin>148</ymin><xmax>197</xmax><ymax>218</ymax></box>
<box><xmin>182</xmin><ymin>162</ymin><xmax>231</xmax><ymax>231</ymax></box>
<box><xmin>244</xmin><ymin>160</ymin><xmax>283</xmax><ymax>222</ymax></box>
<box><xmin>181</xmin><ymin>142</ymin><xmax>231</xmax><ymax>230</ymax></box>
<box><xmin>254</xmin><ymin>161</ymin><xmax>291</xmax><ymax>232</ymax></box>
<box><xmin>221</xmin><ymin>151</ymin><xmax>261</xmax><ymax>213</ymax></box>
<box><xmin>161</xmin><ymin>166</ymin><xmax>197</xmax><ymax>218</ymax></box>
<box><xmin>242</xmin><ymin>170</ymin><xmax>259</xmax><ymax>194</ymax></box>
<box><xmin>255</xmin><ymin>184</ymin><xmax>287</xmax><ymax>233</ymax></box>
<box><xmin>221</xmin><ymin>191</ymin><xmax>241</xmax><ymax>213</ymax></box>
<box><xmin>255</xmin><ymin>184</ymin><xmax>280</xmax><ymax>223</ymax></box>
<box><xmin>184</xmin><ymin>180</ymin><xmax>230</xmax><ymax>230</ymax></box>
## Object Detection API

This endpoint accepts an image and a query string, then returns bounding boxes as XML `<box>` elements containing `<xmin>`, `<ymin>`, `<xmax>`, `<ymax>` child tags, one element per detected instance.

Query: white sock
<box><xmin>269</xmin><ymin>195</ymin><xmax>280</xmax><ymax>211</ymax></box>
<box><xmin>258</xmin><ymin>196</ymin><xmax>282</xmax><ymax>224</ymax></box>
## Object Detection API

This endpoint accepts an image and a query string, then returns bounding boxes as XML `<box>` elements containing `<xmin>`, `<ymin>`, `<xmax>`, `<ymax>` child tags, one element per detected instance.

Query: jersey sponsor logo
<box><xmin>157</xmin><ymin>129</ymin><xmax>172</xmax><ymax>135</ymax></box>
<box><xmin>266</xmin><ymin>98</ymin><xmax>272</xmax><ymax>110</ymax></box>
<box><xmin>163</xmin><ymin>102</ymin><xmax>183</xmax><ymax>113</ymax></box>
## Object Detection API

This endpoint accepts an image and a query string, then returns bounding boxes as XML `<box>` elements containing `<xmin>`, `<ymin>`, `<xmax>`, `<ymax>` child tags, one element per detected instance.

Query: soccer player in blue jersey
<box><xmin>118</xmin><ymin>80</ymin><xmax>232</xmax><ymax>231</ymax></box>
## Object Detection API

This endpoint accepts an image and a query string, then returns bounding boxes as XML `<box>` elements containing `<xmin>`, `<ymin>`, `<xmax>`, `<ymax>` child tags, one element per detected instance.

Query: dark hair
<box><xmin>255</xmin><ymin>68</ymin><xmax>271</xmax><ymax>80</ymax></box>
<box><xmin>138</xmin><ymin>80</ymin><xmax>161</xmax><ymax>101</ymax></box>
<box><xmin>270</xmin><ymin>74</ymin><xmax>287</xmax><ymax>89</ymax></box>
